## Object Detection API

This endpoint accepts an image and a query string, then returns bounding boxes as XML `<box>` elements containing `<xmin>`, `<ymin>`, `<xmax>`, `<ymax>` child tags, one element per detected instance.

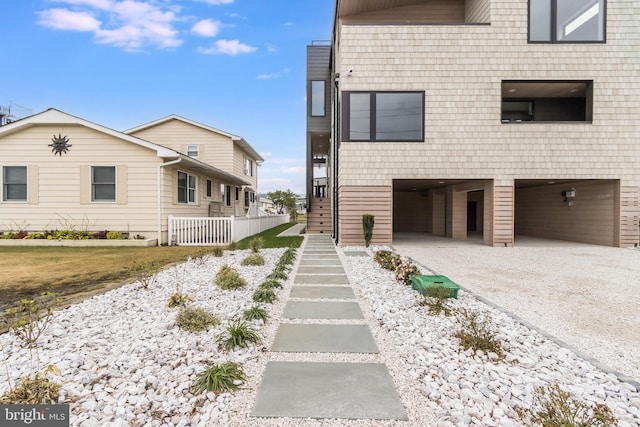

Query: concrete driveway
<box><xmin>391</xmin><ymin>233</ymin><xmax>640</xmax><ymax>384</ymax></box>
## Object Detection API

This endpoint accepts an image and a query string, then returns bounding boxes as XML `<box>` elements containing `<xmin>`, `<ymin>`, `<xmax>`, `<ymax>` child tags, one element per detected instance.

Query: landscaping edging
<box><xmin>0</xmin><ymin>239</ymin><xmax>157</xmax><ymax>247</ymax></box>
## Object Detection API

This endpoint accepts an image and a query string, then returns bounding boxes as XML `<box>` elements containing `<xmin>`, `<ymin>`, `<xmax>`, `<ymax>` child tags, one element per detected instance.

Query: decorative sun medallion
<box><xmin>48</xmin><ymin>134</ymin><xmax>72</xmax><ymax>156</ymax></box>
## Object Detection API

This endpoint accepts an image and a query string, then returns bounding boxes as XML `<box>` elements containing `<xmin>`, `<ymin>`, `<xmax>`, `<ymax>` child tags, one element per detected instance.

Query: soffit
<box><xmin>338</xmin><ymin>0</ymin><xmax>426</xmax><ymax>18</ymax></box>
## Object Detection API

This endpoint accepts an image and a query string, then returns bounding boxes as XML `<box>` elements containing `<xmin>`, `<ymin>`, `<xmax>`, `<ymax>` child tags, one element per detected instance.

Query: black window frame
<box><xmin>310</xmin><ymin>80</ymin><xmax>326</xmax><ymax>117</ymax></box>
<box><xmin>2</xmin><ymin>166</ymin><xmax>27</xmax><ymax>202</ymax></box>
<box><xmin>206</xmin><ymin>179</ymin><xmax>212</xmax><ymax>198</ymax></box>
<box><xmin>225</xmin><ymin>184</ymin><xmax>231</xmax><ymax>207</ymax></box>
<box><xmin>91</xmin><ymin>166</ymin><xmax>116</xmax><ymax>202</ymax></box>
<box><xmin>528</xmin><ymin>0</ymin><xmax>606</xmax><ymax>44</ymax></box>
<box><xmin>342</xmin><ymin>91</ymin><xmax>425</xmax><ymax>142</ymax></box>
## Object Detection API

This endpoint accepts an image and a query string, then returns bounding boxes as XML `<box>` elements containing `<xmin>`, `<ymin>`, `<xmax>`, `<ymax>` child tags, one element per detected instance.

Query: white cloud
<box><xmin>259</xmin><ymin>151</ymin><xmax>273</xmax><ymax>159</ymax></box>
<box><xmin>38</xmin><ymin>1</ymin><xmax>183</xmax><ymax>51</ymax></box>
<box><xmin>191</xmin><ymin>19</ymin><xmax>221</xmax><ymax>37</ymax></box>
<box><xmin>198</xmin><ymin>39</ymin><xmax>257</xmax><ymax>55</ymax></box>
<box><xmin>197</xmin><ymin>0</ymin><xmax>234</xmax><ymax>4</ymax></box>
<box><xmin>257</xmin><ymin>68</ymin><xmax>291</xmax><ymax>80</ymax></box>
<box><xmin>38</xmin><ymin>8</ymin><xmax>101</xmax><ymax>31</ymax></box>
<box><xmin>279</xmin><ymin>166</ymin><xmax>305</xmax><ymax>174</ymax></box>
<box><xmin>283</xmin><ymin>21</ymin><xmax>293</xmax><ymax>27</ymax></box>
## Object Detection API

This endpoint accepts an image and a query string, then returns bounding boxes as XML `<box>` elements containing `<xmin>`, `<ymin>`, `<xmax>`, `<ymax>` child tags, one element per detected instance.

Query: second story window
<box><xmin>244</xmin><ymin>157</ymin><xmax>253</xmax><ymax>176</ymax></box>
<box><xmin>186</xmin><ymin>145</ymin><xmax>199</xmax><ymax>158</ymax></box>
<box><xmin>311</xmin><ymin>80</ymin><xmax>326</xmax><ymax>116</ymax></box>
<box><xmin>529</xmin><ymin>0</ymin><xmax>605</xmax><ymax>43</ymax></box>
<box><xmin>342</xmin><ymin>92</ymin><xmax>425</xmax><ymax>142</ymax></box>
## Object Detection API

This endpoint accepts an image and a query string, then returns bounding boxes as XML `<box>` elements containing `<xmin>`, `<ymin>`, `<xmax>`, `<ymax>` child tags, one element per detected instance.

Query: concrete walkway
<box><xmin>252</xmin><ymin>235</ymin><xmax>408</xmax><ymax>421</ymax></box>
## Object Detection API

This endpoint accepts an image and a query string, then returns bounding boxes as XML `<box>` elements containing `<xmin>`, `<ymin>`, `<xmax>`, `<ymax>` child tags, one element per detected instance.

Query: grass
<box><xmin>236</xmin><ymin>222</ymin><xmax>303</xmax><ymax>249</ymax></box>
<box><xmin>216</xmin><ymin>319</ymin><xmax>262</xmax><ymax>352</ymax></box>
<box><xmin>175</xmin><ymin>307</ymin><xmax>220</xmax><ymax>332</ymax></box>
<box><xmin>190</xmin><ymin>362</ymin><xmax>247</xmax><ymax>395</ymax></box>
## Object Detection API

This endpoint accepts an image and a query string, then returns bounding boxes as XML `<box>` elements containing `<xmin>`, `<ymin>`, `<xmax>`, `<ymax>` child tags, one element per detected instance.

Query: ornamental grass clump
<box><xmin>190</xmin><ymin>362</ymin><xmax>247</xmax><ymax>395</ymax></box>
<box><xmin>167</xmin><ymin>293</ymin><xmax>191</xmax><ymax>308</ymax></box>
<box><xmin>176</xmin><ymin>307</ymin><xmax>220</xmax><ymax>332</ymax></box>
<box><xmin>241</xmin><ymin>253</ymin><xmax>265</xmax><ymax>266</ymax></box>
<box><xmin>260</xmin><ymin>278</ymin><xmax>283</xmax><ymax>290</ymax></box>
<box><xmin>215</xmin><ymin>265</ymin><xmax>247</xmax><ymax>290</ymax></box>
<box><xmin>216</xmin><ymin>320</ymin><xmax>262</xmax><ymax>352</ymax></box>
<box><xmin>248</xmin><ymin>237</ymin><xmax>264</xmax><ymax>253</ymax></box>
<box><xmin>243</xmin><ymin>305</ymin><xmax>269</xmax><ymax>322</ymax></box>
<box><xmin>252</xmin><ymin>287</ymin><xmax>277</xmax><ymax>304</ymax></box>
<box><xmin>516</xmin><ymin>383</ymin><xmax>617</xmax><ymax>427</ymax></box>
<box><xmin>0</xmin><ymin>366</ymin><xmax>61</xmax><ymax>404</ymax></box>
<box><xmin>454</xmin><ymin>308</ymin><xmax>504</xmax><ymax>359</ymax></box>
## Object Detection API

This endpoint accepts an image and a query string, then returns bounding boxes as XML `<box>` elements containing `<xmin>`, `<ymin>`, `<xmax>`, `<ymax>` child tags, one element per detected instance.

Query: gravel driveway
<box><xmin>391</xmin><ymin>233</ymin><xmax>640</xmax><ymax>383</ymax></box>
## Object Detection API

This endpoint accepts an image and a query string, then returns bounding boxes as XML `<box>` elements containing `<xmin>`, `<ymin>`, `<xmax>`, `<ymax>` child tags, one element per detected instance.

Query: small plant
<box><xmin>395</xmin><ymin>259</ymin><xmax>420</xmax><ymax>286</ymax></box>
<box><xmin>190</xmin><ymin>362</ymin><xmax>247</xmax><ymax>395</ymax></box>
<box><xmin>215</xmin><ymin>265</ymin><xmax>247</xmax><ymax>290</ymax></box>
<box><xmin>374</xmin><ymin>250</ymin><xmax>402</xmax><ymax>271</ymax></box>
<box><xmin>252</xmin><ymin>287</ymin><xmax>277</xmax><ymax>304</ymax></box>
<box><xmin>216</xmin><ymin>320</ymin><xmax>262</xmax><ymax>352</ymax></box>
<box><xmin>279</xmin><ymin>248</ymin><xmax>297</xmax><ymax>265</ymax></box>
<box><xmin>267</xmin><ymin>269</ymin><xmax>288</xmax><ymax>281</ymax></box>
<box><xmin>167</xmin><ymin>293</ymin><xmax>191</xmax><ymax>308</ymax></box>
<box><xmin>211</xmin><ymin>246</ymin><xmax>224</xmax><ymax>257</ymax></box>
<box><xmin>241</xmin><ymin>253</ymin><xmax>265</xmax><ymax>266</ymax></box>
<box><xmin>6</xmin><ymin>291</ymin><xmax>59</xmax><ymax>349</ymax></box>
<box><xmin>0</xmin><ymin>365</ymin><xmax>61</xmax><ymax>404</ymax></box>
<box><xmin>248</xmin><ymin>236</ymin><xmax>264</xmax><ymax>253</ymax></box>
<box><xmin>226</xmin><ymin>241</ymin><xmax>237</xmax><ymax>251</ymax></box>
<box><xmin>243</xmin><ymin>305</ymin><xmax>269</xmax><ymax>322</ymax></box>
<box><xmin>454</xmin><ymin>308</ymin><xmax>504</xmax><ymax>359</ymax></box>
<box><xmin>419</xmin><ymin>285</ymin><xmax>454</xmax><ymax>316</ymax></box>
<box><xmin>129</xmin><ymin>260</ymin><xmax>161</xmax><ymax>289</ymax></box>
<box><xmin>260</xmin><ymin>279</ymin><xmax>283</xmax><ymax>290</ymax></box>
<box><xmin>176</xmin><ymin>307</ymin><xmax>219</xmax><ymax>332</ymax></box>
<box><xmin>362</xmin><ymin>214</ymin><xmax>375</xmax><ymax>247</ymax></box>
<box><xmin>516</xmin><ymin>383</ymin><xmax>617</xmax><ymax>427</ymax></box>
<box><xmin>106</xmin><ymin>231</ymin><xmax>122</xmax><ymax>240</ymax></box>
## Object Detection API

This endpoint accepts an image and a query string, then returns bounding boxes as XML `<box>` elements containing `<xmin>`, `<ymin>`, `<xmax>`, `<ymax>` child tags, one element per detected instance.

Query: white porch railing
<box><xmin>168</xmin><ymin>214</ymin><xmax>290</xmax><ymax>246</ymax></box>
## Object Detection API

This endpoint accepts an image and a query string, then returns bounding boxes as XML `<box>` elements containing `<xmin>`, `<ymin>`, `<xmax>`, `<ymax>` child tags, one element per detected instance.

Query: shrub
<box><xmin>260</xmin><ymin>279</ymin><xmax>283</xmax><ymax>290</ymax></box>
<box><xmin>216</xmin><ymin>320</ymin><xmax>262</xmax><ymax>352</ymax></box>
<box><xmin>454</xmin><ymin>308</ymin><xmax>504</xmax><ymax>359</ymax></box>
<box><xmin>374</xmin><ymin>250</ymin><xmax>402</xmax><ymax>271</ymax></box>
<box><xmin>517</xmin><ymin>383</ymin><xmax>617</xmax><ymax>427</ymax></box>
<box><xmin>252</xmin><ymin>287</ymin><xmax>277</xmax><ymax>304</ymax></box>
<box><xmin>279</xmin><ymin>248</ymin><xmax>297</xmax><ymax>265</ymax></box>
<box><xmin>248</xmin><ymin>237</ymin><xmax>264</xmax><ymax>253</ymax></box>
<box><xmin>128</xmin><ymin>260</ymin><xmax>160</xmax><ymax>289</ymax></box>
<box><xmin>167</xmin><ymin>293</ymin><xmax>191</xmax><ymax>308</ymax></box>
<box><xmin>419</xmin><ymin>285</ymin><xmax>454</xmax><ymax>316</ymax></box>
<box><xmin>395</xmin><ymin>259</ymin><xmax>419</xmax><ymax>286</ymax></box>
<box><xmin>243</xmin><ymin>305</ymin><xmax>269</xmax><ymax>322</ymax></box>
<box><xmin>176</xmin><ymin>307</ymin><xmax>219</xmax><ymax>332</ymax></box>
<box><xmin>6</xmin><ymin>291</ymin><xmax>59</xmax><ymax>349</ymax></box>
<box><xmin>267</xmin><ymin>269</ymin><xmax>288</xmax><ymax>281</ymax></box>
<box><xmin>190</xmin><ymin>362</ymin><xmax>247</xmax><ymax>395</ymax></box>
<box><xmin>215</xmin><ymin>265</ymin><xmax>247</xmax><ymax>290</ymax></box>
<box><xmin>241</xmin><ymin>253</ymin><xmax>265</xmax><ymax>266</ymax></box>
<box><xmin>0</xmin><ymin>366</ymin><xmax>61</xmax><ymax>404</ymax></box>
<box><xmin>226</xmin><ymin>242</ymin><xmax>237</xmax><ymax>251</ymax></box>
<box><xmin>362</xmin><ymin>214</ymin><xmax>375</xmax><ymax>247</ymax></box>
<box><xmin>106</xmin><ymin>231</ymin><xmax>122</xmax><ymax>240</ymax></box>
<box><xmin>211</xmin><ymin>246</ymin><xmax>224</xmax><ymax>257</ymax></box>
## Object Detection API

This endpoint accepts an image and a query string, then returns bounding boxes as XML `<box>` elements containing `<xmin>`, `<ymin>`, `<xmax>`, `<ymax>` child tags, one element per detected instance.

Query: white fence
<box><xmin>168</xmin><ymin>214</ymin><xmax>290</xmax><ymax>246</ymax></box>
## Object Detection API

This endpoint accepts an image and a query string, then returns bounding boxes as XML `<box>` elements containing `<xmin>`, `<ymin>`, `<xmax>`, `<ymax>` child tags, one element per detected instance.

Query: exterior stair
<box><xmin>306</xmin><ymin>197</ymin><xmax>332</xmax><ymax>234</ymax></box>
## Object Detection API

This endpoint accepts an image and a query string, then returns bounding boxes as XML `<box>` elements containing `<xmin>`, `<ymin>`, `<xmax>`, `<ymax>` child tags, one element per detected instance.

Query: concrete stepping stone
<box><xmin>297</xmin><ymin>266</ymin><xmax>345</xmax><ymax>275</ymax></box>
<box><xmin>252</xmin><ymin>362</ymin><xmax>408</xmax><ymax>420</ymax></box>
<box><xmin>344</xmin><ymin>251</ymin><xmax>369</xmax><ymax>257</ymax></box>
<box><xmin>294</xmin><ymin>274</ymin><xmax>349</xmax><ymax>285</ymax></box>
<box><xmin>271</xmin><ymin>324</ymin><xmax>378</xmax><ymax>353</ymax></box>
<box><xmin>283</xmin><ymin>301</ymin><xmax>364</xmax><ymax>319</ymax></box>
<box><xmin>299</xmin><ymin>259</ymin><xmax>342</xmax><ymax>266</ymax></box>
<box><xmin>289</xmin><ymin>286</ymin><xmax>355</xmax><ymax>299</ymax></box>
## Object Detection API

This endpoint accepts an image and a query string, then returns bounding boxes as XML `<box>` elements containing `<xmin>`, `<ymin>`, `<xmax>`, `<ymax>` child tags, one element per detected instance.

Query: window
<box><xmin>235</xmin><ymin>186</ymin><xmax>240</xmax><ymax>201</ymax></box>
<box><xmin>529</xmin><ymin>0</ymin><xmax>605</xmax><ymax>43</ymax></box>
<box><xmin>224</xmin><ymin>185</ymin><xmax>231</xmax><ymax>207</ymax></box>
<box><xmin>177</xmin><ymin>171</ymin><xmax>196</xmax><ymax>204</ymax></box>
<box><xmin>244</xmin><ymin>191</ymin><xmax>255</xmax><ymax>208</ymax></box>
<box><xmin>501</xmin><ymin>81</ymin><xmax>593</xmax><ymax>122</ymax></box>
<box><xmin>244</xmin><ymin>157</ymin><xmax>253</xmax><ymax>176</ymax></box>
<box><xmin>311</xmin><ymin>80</ymin><xmax>326</xmax><ymax>116</ymax></box>
<box><xmin>186</xmin><ymin>145</ymin><xmax>199</xmax><ymax>158</ymax></box>
<box><xmin>342</xmin><ymin>92</ymin><xmax>425</xmax><ymax>142</ymax></box>
<box><xmin>206</xmin><ymin>179</ymin><xmax>212</xmax><ymax>198</ymax></box>
<box><xmin>92</xmin><ymin>166</ymin><xmax>116</xmax><ymax>202</ymax></box>
<box><xmin>2</xmin><ymin>166</ymin><xmax>27</xmax><ymax>201</ymax></box>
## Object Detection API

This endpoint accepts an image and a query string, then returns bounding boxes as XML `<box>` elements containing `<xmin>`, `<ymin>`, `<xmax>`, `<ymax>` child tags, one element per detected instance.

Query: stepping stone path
<box><xmin>252</xmin><ymin>235</ymin><xmax>408</xmax><ymax>421</ymax></box>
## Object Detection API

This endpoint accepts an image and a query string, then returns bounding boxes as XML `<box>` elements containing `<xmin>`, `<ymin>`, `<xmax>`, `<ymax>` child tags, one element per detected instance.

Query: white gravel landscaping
<box><xmin>1</xmin><ymin>242</ymin><xmax>639</xmax><ymax>426</ymax></box>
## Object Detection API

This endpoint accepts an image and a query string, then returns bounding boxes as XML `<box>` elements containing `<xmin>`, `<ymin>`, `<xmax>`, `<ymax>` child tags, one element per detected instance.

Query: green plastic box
<box><xmin>411</xmin><ymin>275</ymin><xmax>460</xmax><ymax>299</ymax></box>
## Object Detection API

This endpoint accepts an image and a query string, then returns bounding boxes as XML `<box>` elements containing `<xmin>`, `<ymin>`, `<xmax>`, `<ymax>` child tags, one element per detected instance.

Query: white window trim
<box><xmin>178</xmin><ymin>170</ymin><xmax>197</xmax><ymax>204</ymax></box>
<box><xmin>186</xmin><ymin>144</ymin><xmax>199</xmax><ymax>158</ymax></box>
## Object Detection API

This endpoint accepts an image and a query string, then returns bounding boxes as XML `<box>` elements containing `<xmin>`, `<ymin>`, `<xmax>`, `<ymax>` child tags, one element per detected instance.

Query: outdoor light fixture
<box><xmin>561</xmin><ymin>188</ymin><xmax>576</xmax><ymax>207</ymax></box>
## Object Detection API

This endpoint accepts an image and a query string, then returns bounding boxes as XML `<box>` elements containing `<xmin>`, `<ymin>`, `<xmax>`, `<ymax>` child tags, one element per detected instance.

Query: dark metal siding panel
<box><xmin>307</xmin><ymin>45</ymin><xmax>332</xmax><ymax>132</ymax></box>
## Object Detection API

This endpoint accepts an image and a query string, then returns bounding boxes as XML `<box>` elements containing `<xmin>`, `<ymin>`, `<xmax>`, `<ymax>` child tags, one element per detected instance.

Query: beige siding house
<box><xmin>126</xmin><ymin>116</ymin><xmax>264</xmax><ymax>218</ymax></box>
<box><xmin>0</xmin><ymin>109</ymin><xmax>251</xmax><ymax>245</ymax></box>
<box><xmin>307</xmin><ymin>0</ymin><xmax>640</xmax><ymax>247</ymax></box>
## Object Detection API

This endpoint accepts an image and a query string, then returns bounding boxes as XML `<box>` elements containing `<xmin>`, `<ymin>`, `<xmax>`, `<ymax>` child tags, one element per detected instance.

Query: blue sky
<box><xmin>1</xmin><ymin>0</ymin><xmax>334</xmax><ymax>195</ymax></box>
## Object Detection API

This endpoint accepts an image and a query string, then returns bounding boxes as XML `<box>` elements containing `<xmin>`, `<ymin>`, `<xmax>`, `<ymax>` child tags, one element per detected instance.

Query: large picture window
<box><xmin>529</xmin><ymin>0</ymin><xmax>605</xmax><ymax>43</ymax></box>
<box><xmin>2</xmin><ymin>166</ymin><xmax>27</xmax><ymax>201</ymax></box>
<box><xmin>177</xmin><ymin>171</ymin><xmax>196</xmax><ymax>204</ymax></box>
<box><xmin>92</xmin><ymin>166</ymin><xmax>116</xmax><ymax>202</ymax></box>
<box><xmin>342</xmin><ymin>92</ymin><xmax>424</xmax><ymax>142</ymax></box>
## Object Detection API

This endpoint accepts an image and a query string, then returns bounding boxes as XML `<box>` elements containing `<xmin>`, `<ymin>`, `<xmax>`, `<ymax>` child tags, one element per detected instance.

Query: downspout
<box><xmin>333</xmin><ymin>73</ymin><xmax>340</xmax><ymax>244</ymax></box>
<box><xmin>157</xmin><ymin>158</ymin><xmax>182</xmax><ymax>246</ymax></box>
